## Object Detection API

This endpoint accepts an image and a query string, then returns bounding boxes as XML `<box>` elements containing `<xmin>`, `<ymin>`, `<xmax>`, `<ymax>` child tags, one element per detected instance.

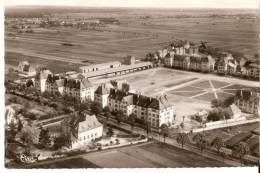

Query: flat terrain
<box><xmin>31</xmin><ymin>142</ymin><xmax>228</xmax><ymax>168</ymax></box>
<box><xmin>91</xmin><ymin>67</ymin><xmax>258</xmax><ymax>120</ymax></box>
<box><xmin>5</xmin><ymin>8</ymin><xmax>260</xmax><ymax>72</ymax></box>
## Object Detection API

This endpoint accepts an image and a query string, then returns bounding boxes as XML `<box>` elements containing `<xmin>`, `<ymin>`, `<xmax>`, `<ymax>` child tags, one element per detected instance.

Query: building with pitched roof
<box><xmin>247</xmin><ymin>63</ymin><xmax>260</xmax><ymax>79</ymax></box>
<box><xmin>61</xmin><ymin>113</ymin><xmax>103</xmax><ymax>149</ymax></box>
<box><xmin>63</xmin><ymin>77</ymin><xmax>95</xmax><ymax>102</ymax></box>
<box><xmin>34</xmin><ymin>69</ymin><xmax>53</xmax><ymax>92</ymax></box>
<box><xmin>104</xmin><ymin>88</ymin><xmax>174</xmax><ymax>128</ymax></box>
<box><xmin>46</xmin><ymin>74</ymin><xmax>65</xmax><ymax>95</ymax></box>
<box><xmin>234</xmin><ymin>88</ymin><xmax>260</xmax><ymax>115</ymax></box>
<box><xmin>94</xmin><ymin>84</ymin><xmax>110</xmax><ymax>108</ymax></box>
<box><xmin>17</xmin><ymin>61</ymin><xmax>36</xmax><ymax>76</ymax></box>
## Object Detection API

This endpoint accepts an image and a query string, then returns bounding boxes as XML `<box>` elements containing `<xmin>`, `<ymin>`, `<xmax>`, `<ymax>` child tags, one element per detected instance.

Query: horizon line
<box><xmin>5</xmin><ymin>5</ymin><xmax>259</xmax><ymax>9</ymax></box>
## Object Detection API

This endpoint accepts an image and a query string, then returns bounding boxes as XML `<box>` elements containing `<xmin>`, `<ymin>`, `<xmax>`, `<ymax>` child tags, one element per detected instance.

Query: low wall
<box><xmin>187</xmin><ymin>118</ymin><xmax>260</xmax><ymax>133</ymax></box>
<box><xmin>101</xmin><ymin>138</ymin><xmax>148</xmax><ymax>150</ymax></box>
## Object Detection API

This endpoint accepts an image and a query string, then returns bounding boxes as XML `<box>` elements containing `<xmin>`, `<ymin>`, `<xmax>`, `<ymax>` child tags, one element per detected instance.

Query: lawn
<box><xmin>211</xmin><ymin>80</ymin><xmax>230</xmax><ymax>89</ymax></box>
<box><xmin>31</xmin><ymin>158</ymin><xmax>100</xmax><ymax>168</ymax></box>
<box><xmin>174</xmin><ymin>85</ymin><xmax>204</xmax><ymax>92</ymax></box>
<box><xmin>170</xmin><ymin>91</ymin><xmax>204</xmax><ymax>97</ymax></box>
<box><xmin>216</xmin><ymin>92</ymin><xmax>234</xmax><ymax>100</ymax></box>
<box><xmin>81</xmin><ymin>142</ymin><xmax>228</xmax><ymax>168</ymax></box>
<box><xmin>193</xmin><ymin>93</ymin><xmax>216</xmax><ymax>102</ymax></box>
<box><xmin>191</xmin><ymin>80</ymin><xmax>211</xmax><ymax>89</ymax></box>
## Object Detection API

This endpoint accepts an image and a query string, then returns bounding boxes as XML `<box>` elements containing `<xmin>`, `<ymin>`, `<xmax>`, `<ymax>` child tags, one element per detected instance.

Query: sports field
<box><xmin>31</xmin><ymin>142</ymin><xmax>228</xmax><ymax>168</ymax></box>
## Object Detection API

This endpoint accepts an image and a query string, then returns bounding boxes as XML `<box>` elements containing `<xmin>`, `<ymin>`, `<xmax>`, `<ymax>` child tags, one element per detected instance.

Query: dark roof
<box><xmin>95</xmin><ymin>84</ymin><xmax>110</xmax><ymax>95</ymax></box>
<box><xmin>133</xmin><ymin>94</ymin><xmax>154</xmax><ymax>108</ymax></box>
<box><xmin>108</xmin><ymin>89</ymin><xmax>128</xmax><ymax>101</ymax></box>
<box><xmin>108</xmin><ymin>89</ymin><xmax>173</xmax><ymax>110</ymax></box>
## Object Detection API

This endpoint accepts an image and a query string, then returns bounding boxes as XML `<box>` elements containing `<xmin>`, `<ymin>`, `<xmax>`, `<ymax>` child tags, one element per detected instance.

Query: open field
<box><xmin>31</xmin><ymin>142</ymin><xmax>227</xmax><ymax>168</ymax></box>
<box><xmin>91</xmin><ymin>67</ymin><xmax>258</xmax><ymax>121</ymax></box>
<box><xmin>5</xmin><ymin>8</ymin><xmax>260</xmax><ymax>72</ymax></box>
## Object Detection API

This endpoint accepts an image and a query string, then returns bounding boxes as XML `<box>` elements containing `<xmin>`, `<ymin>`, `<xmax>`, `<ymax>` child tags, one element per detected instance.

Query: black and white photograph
<box><xmin>2</xmin><ymin>0</ymin><xmax>260</xmax><ymax>170</ymax></box>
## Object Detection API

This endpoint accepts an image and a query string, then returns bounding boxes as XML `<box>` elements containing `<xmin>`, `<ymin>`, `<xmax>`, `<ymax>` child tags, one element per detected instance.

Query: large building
<box><xmin>164</xmin><ymin>54</ymin><xmax>215</xmax><ymax>73</ymax></box>
<box><xmin>17</xmin><ymin>61</ymin><xmax>36</xmax><ymax>76</ymax></box>
<box><xmin>61</xmin><ymin>114</ymin><xmax>103</xmax><ymax>149</ymax></box>
<box><xmin>45</xmin><ymin>75</ymin><xmax>65</xmax><ymax>95</ymax></box>
<box><xmin>107</xmin><ymin>89</ymin><xmax>174</xmax><ymax>128</ymax></box>
<box><xmin>81</xmin><ymin>61</ymin><xmax>153</xmax><ymax>79</ymax></box>
<box><xmin>79</xmin><ymin>61</ymin><xmax>122</xmax><ymax>73</ymax></box>
<box><xmin>63</xmin><ymin>77</ymin><xmax>95</xmax><ymax>102</ymax></box>
<box><xmin>95</xmin><ymin>83</ymin><xmax>174</xmax><ymax>129</ymax></box>
<box><xmin>94</xmin><ymin>84</ymin><xmax>110</xmax><ymax>108</ymax></box>
<box><xmin>234</xmin><ymin>88</ymin><xmax>260</xmax><ymax>115</ymax></box>
<box><xmin>247</xmin><ymin>63</ymin><xmax>260</xmax><ymax>79</ymax></box>
<box><xmin>34</xmin><ymin>69</ymin><xmax>53</xmax><ymax>93</ymax></box>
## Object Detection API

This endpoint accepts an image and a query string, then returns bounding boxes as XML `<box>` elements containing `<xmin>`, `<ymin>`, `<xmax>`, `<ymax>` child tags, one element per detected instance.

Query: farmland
<box><xmin>30</xmin><ymin>142</ymin><xmax>227</xmax><ymax>168</ymax></box>
<box><xmin>5</xmin><ymin>7</ymin><xmax>260</xmax><ymax>73</ymax></box>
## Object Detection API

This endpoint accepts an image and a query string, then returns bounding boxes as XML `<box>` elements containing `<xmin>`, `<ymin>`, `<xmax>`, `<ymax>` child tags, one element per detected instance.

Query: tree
<box><xmin>232</xmin><ymin>142</ymin><xmax>250</xmax><ymax>164</ymax></box>
<box><xmin>176</xmin><ymin>133</ymin><xmax>189</xmax><ymax>148</ymax></box>
<box><xmin>211</xmin><ymin>99</ymin><xmax>224</xmax><ymax>108</ymax></box>
<box><xmin>90</xmin><ymin>102</ymin><xmax>102</xmax><ymax>115</ymax></box>
<box><xmin>160</xmin><ymin>124</ymin><xmax>169</xmax><ymax>143</ymax></box>
<box><xmin>173</xmin><ymin>114</ymin><xmax>177</xmax><ymax>121</ymax></box>
<box><xmin>53</xmin><ymin>135</ymin><xmax>68</xmax><ymax>149</ymax></box>
<box><xmin>17</xmin><ymin>119</ymin><xmax>23</xmax><ymax>132</ymax></box>
<box><xmin>20</xmin><ymin>126</ymin><xmax>38</xmax><ymax>147</ymax></box>
<box><xmin>128</xmin><ymin>113</ymin><xmax>137</xmax><ymax>131</ymax></box>
<box><xmin>122</xmin><ymin>83</ymin><xmax>130</xmax><ymax>93</ymax></box>
<box><xmin>115</xmin><ymin>110</ymin><xmax>124</xmax><ymax>124</ymax></box>
<box><xmin>107</xmin><ymin>127</ymin><xmax>114</xmax><ymax>137</ymax></box>
<box><xmin>104</xmin><ymin>106</ymin><xmax>111</xmax><ymax>121</ymax></box>
<box><xmin>223</xmin><ymin>96</ymin><xmax>235</xmax><ymax>107</ymax></box>
<box><xmin>6</xmin><ymin>122</ymin><xmax>17</xmax><ymax>143</ymax></box>
<box><xmin>192</xmin><ymin>133</ymin><xmax>207</xmax><ymax>155</ymax></box>
<box><xmin>79</xmin><ymin>103</ymin><xmax>89</xmax><ymax>112</ymax></box>
<box><xmin>211</xmin><ymin>137</ymin><xmax>224</xmax><ymax>153</ymax></box>
<box><xmin>38</xmin><ymin>127</ymin><xmax>51</xmax><ymax>148</ymax></box>
<box><xmin>26</xmin><ymin>79</ymin><xmax>34</xmax><ymax>88</ymax></box>
<box><xmin>146</xmin><ymin>122</ymin><xmax>151</xmax><ymax>137</ymax></box>
<box><xmin>103</xmin><ymin>106</ymin><xmax>110</xmax><ymax>114</ymax></box>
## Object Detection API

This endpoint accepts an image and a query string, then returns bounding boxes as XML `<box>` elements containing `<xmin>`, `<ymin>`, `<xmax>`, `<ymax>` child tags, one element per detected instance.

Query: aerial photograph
<box><xmin>3</xmin><ymin>0</ymin><xmax>260</xmax><ymax>170</ymax></box>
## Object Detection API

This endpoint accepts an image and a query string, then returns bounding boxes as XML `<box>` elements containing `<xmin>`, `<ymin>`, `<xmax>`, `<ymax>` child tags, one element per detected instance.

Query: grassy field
<box><xmin>5</xmin><ymin>8</ymin><xmax>260</xmax><ymax>73</ymax></box>
<box><xmin>32</xmin><ymin>142</ymin><xmax>228</xmax><ymax>168</ymax></box>
<box><xmin>31</xmin><ymin>158</ymin><xmax>100</xmax><ymax>168</ymax></box>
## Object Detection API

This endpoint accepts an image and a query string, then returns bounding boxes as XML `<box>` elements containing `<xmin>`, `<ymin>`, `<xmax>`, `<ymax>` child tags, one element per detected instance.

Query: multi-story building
<box><xmin>216</xmin><ymin>54</ymin><xmax>234</xmax><ymax>75</ymax></box>
<box><xmin>34</xmin><ymin>69</ymin><xmax>53</xmax><ymax>93</ymax></box>
<box><xmin>234</xmin><ymin>88</ymin><xmax>260</xmax><ymax>115</ymax></box>
<box><xmin>105</xmin><ymin>88</ymin><xmax>174</xmax><ymax>128</ymax></box>
<box><xmin>63</xmin><ymin>78</ymin><xmax>95</xmax><ymax>102</ymax></box>
<box><xmin>94</xmin><ymin>84</ymin><xmax>110</xmax><ymax>108</ymax></box>
<box><xmin>17</xmin><ymin>61</ymin><xmax>36</xmax><ymax>76</ymax></box>
<box><xmin>45</xmin><ymin>74</ymin><xmax>65</xmax><ymax>95</ymax></box>
<box><xmin>201</xmin><ymin>55</ymin><xmax>215</xmax><ymax>73</ymax></box>
<box><xmin>61</xmin><ymin>114</ymin><xmax>103</xmax><ymax>149</ymax></box>
<box><xmin>227</xmin><ymin>60</ymin><xmax>238</xmax><ymax>75</ymax></box>
<box><xmin>247</xmin><ymin>63</ymin><xmax>260</xmax><ymax>79</ymax></box>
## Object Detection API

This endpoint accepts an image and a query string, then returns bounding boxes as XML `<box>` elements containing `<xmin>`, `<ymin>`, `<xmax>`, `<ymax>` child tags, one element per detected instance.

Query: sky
<box><xmin>4</xmin><ymin>0</ymin><xmax>260</xmax><ymax>8</ymax></box>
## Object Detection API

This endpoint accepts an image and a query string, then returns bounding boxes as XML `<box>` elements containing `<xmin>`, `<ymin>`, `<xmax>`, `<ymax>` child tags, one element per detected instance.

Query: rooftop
<box><xmin>79</xmin><ymin>61</ymin><xmax>122</xmax><ymax>70</ymax></box>
<box><xmin>82</xmin><ymin>62</ymin><xmax>153</xmax><ymax>78</ymax></box>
